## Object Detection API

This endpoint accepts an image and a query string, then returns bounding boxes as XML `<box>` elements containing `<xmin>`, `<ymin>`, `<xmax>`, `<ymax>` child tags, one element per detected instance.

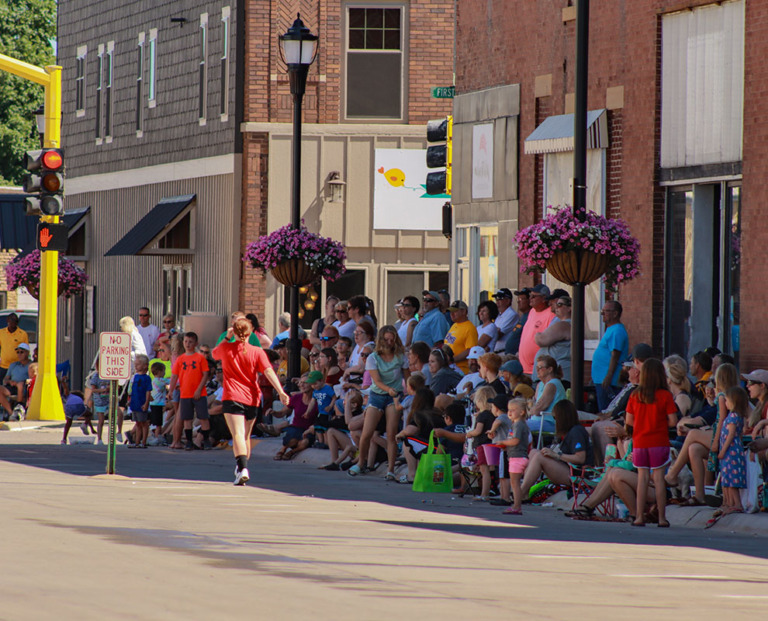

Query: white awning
<box><xmin>524</xmin><ymin>109</ymin><xmax>609</xmax><ymax>155</ymax></box>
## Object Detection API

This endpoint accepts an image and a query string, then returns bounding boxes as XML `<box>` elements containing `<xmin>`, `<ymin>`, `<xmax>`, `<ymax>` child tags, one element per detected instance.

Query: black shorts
<box><xmin>149</xmin><ymin>405</ymin><xmax>165</xmax><ymax>427</ymax></box>
<box><xmin>179</xmin><ymin>397</ymin><xmax>209</xmax><ymax>421</ymax></box>
<box><xmin>222</xmin><ymin>400</ymin><xmax>260</xmax><ymax>421</ymax></box>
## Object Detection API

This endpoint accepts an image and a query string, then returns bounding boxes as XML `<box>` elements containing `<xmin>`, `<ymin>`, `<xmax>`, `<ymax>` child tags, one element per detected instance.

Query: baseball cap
<box><xmin>530</xmin><ymin>284</ymin><xmax>551</xmax><ymax>296</ymax></box>
<box><xmin>500</xmin><ymin>359</ymin><xmax>523</xmax><ymax>376</ymax></box>
<box><xmin>467</xmin><ymin>346</ymin><xmax>486</xmax><ymax>360</ymax></box>
<box><xmin>491</xmin><ymin>394</ymin><xmax>510</xmax><ymax>411</ymax></box>
<box><xmin>15</xmin><ymin>343</ymin><xmax>30</xmax><ymax>352</ymax></box>
<box><xmin>493</xmin><ymin>288</ymin><xmax>513</xmax><ymax>299</ymax></box>
<box><xmin>422</xmin><ymin>290</ymin><xmax>440</xmax><ymax>301</ymax></box>
<box><xmin>307</xmin><ymin>370</ymin><xmax>324</xmax><ymax>383</ymax></box>
<box><xmin>447</xmin><ymin>300</ymin><xmax>468</xmax><ymax>312</ymax></box>
<box><xmin>273</xmin><ymin>340</ymin><xmax>286</xmax><ymax>350</ymax></box>
<box><xmin>743</xmin><ymin>369</ymin><xmax>768</xmax><ymax>385</ymax></box>
<box><xmin>513</xmin><ymin>287</ymin><xmax>532</xmax><ymax>296</ymax></box>
<box><xmin>546</xmin><ymin>288</ymin><xmax>569</xmax><ymax>301</ymax></box>
<box><xmin>631</xmin><ymin>343</ymin><xmax>654</xmax><ymax>362</ymax></box>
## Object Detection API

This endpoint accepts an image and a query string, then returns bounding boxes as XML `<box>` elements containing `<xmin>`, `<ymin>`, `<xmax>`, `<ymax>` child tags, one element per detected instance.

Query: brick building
<box><xmin>454</xmin><ymin>0</ymin><xmax>752</xmax><ymax>366</ymax></box>
<box><xmin>57</xmin><ymin>0</ymin><xmax>454</xmax><ymax>383</ymax></box>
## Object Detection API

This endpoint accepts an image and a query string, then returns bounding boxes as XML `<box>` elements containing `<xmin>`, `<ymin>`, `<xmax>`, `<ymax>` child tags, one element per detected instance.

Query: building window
<box><xmin>148</xmin><ymin>29</ymin><xmax>158</xmax><ymax>107</ymax></box>
<box><xmin>95</xmin><ymin>44</ymin><xmax>103</xmax><ymax>142</ymax></box>
<box><xmin>220</xmin><ymin>6</ymin><xmax>230</xmax><ymax>121</ymax></box>
<box><xmin>199</xmin><ymin>13</ymin><xmax>208</xmax><ymax>125</ymax></box>
<box><xmin>163</xmin><ymin>265</ymin><xmax>192</xmax><ymax>319</ymax></box>
<box><xmin>136</xmin><ymin>33</ymin><xmax>144</xmax><ymax>136</ymax></box>
<box><xmin>345</xmin><ymin>5</ymin><xmax>405</xmax><ymax>120</ymax></box>
<box><xmin>75</xmin><ymin>46</ymin><xmax>87</xmax><ymax>117</ymax></box>
<box><xmin>105</xmin><ymin>41</ymin><xmax>114</xmax><ymax>142</ymax></box>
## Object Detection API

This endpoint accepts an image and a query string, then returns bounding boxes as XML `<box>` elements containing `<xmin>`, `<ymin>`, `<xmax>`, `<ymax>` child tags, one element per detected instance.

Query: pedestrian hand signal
<box><xmin>36</xmin><ymin>222</ymin><xmax>68</xmax><ymax>252</ymax></box>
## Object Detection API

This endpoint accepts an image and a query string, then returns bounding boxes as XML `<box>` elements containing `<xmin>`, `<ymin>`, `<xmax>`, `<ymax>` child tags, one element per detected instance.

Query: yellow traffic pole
<box><xmin>27</xmin><ymin>64</ymin><xmax>65</xmax><ymax>420</ymax></box>
<box><xmin>0</xmin><ymin>54</ymin><xmax>64</xmax><ymax>421</ymax></box>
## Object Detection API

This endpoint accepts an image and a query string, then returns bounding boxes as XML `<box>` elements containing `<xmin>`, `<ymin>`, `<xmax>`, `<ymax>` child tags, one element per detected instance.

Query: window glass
<box><xmin>346</xmin><ymin>6</ymin><xmax>403</xmax><ymax>119</ymax></box>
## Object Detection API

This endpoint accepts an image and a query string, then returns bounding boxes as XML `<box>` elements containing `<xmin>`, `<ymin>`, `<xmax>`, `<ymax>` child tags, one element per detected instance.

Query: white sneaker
<box><xmin>116</xmin><ymin>433</ymin><xmax>123</xmax><ymax>443</ymax></box>
<box><xmin>234</xmin><ymin>468</ymin><xmax>250</xmax><ymax>486</ymax></box>
<box><xmin>80</xmin><ymin>424</ymin><xmax>90</xmax><ymax>436</ymax></box>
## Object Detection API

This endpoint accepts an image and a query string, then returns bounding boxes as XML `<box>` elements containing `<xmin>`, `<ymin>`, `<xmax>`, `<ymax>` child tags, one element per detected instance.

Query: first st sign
<box><xmin>98</xmin><ymin>332</ymin><xmax>132</xmax><ymax>381</ymax></box>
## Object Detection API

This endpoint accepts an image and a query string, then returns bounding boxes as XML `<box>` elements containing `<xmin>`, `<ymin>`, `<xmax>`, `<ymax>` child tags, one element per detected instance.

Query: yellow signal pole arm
<box><xmin>0</xmin><ymin>53</ymin><xmax>64</xmax><ymax>421</ymax></box>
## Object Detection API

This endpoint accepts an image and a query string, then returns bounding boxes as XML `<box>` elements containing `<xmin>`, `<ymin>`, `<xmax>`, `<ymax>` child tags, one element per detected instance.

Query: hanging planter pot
<box><xmin>270</xmin><ymin>258</ymin><xmax>319</xmax><ymax>287</ymax></box>
<box><xmin>545</xmin><ymin>249</ymin><xmax>610</xmax><ymax>286</ymax></box>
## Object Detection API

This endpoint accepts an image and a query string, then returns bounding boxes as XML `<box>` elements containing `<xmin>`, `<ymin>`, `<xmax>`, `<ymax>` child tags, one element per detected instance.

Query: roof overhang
<box><xmin>524</xmin><ymin>109</ymin><xmax>609</xmax><ymax>155</ymax></box>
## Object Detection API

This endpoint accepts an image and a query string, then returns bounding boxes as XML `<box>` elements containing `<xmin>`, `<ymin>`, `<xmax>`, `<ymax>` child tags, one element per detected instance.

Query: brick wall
<box><xmin>455</xmin><ymin>0</ymin><xmax>751</xmax><ymax>356</ymax></box>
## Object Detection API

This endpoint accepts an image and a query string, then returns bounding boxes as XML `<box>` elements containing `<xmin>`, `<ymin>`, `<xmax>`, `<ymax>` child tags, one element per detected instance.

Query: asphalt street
<box><xmin>2</xmin><ymin>423</ymin><xmax>768</xmax><ymax>620</ymax></box>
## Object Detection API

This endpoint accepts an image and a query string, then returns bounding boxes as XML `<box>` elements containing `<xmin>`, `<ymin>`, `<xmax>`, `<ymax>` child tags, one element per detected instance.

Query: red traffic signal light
<box><xmin>24</xmin><ymin>148</ymin><xmax>65</xmax><ymax>216</ymax></box>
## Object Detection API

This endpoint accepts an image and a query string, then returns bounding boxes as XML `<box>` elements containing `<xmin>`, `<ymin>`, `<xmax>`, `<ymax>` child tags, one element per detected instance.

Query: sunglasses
<box><xmin>320</xmin><ymin>336</ymin><xmax>336</xmax><ymax>341</ymax></box>
<box><xmin>423</xmin><ymin>297</ymin><xmax>436</xmax><ymax>303</ymax></box>
<box><xmin>335</xmin><ymin>309</ymin><xmax>348</xmax><ymax>313</ymax></box>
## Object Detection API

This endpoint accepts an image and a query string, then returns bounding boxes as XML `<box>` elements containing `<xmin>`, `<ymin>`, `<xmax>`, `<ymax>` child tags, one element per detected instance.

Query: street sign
<box><xmin>98</xmin><ymin>332</ymin><xmax>132</xmax><ymax>381</ymax></box>
<box><xmin>431</xmin><ymin>86</ymin><xmax>455</xmax><ymax>99</ymax></box>
<box><xmin>36</xmin><ymin>222</ymin><xmax>68</xmax><ymax>252</ymax></box>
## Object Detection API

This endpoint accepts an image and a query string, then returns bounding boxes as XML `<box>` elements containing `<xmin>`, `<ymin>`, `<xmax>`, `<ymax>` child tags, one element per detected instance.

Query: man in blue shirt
<box><xmin>412</xmin><ymin>290</ymin><xmax>450</xmax><ymax>347</ymax></box>
<box><xmin>591</xmin><ymin>300</ymin><xmax>629</xmax><ymax>411</ymax></box>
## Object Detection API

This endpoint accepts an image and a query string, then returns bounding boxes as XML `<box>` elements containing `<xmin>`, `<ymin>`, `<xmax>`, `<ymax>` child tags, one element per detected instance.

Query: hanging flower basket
<box><xmin>514</xmin><ymin>206</ymin><xmax>641</xmax><ymax>292</ymax></box>
<box><xmin>545</xmin><ymin>249</ymin><xmax>610</xmax><ymax>286</ymax></box>
<box><xmin>244</xmin><ymin>222</ymin><xmax>346</xmax><ymax>284</ymax></box>
<box><xmin>4</xmin><ymin>250</ymin><xmax>88</xmax><ymax>299</ymax></box>
<box><xmin>271</xmin><ymin>258</ymin><xmax>319</xmax><ymax>287</ymax></box>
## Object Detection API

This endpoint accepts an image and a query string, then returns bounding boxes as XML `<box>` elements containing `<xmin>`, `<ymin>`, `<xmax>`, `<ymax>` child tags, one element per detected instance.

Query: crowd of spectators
<box><xmin>46</xmin><ymin>289</ymin><xmax>768</xmax><ymax>524</ymax></box>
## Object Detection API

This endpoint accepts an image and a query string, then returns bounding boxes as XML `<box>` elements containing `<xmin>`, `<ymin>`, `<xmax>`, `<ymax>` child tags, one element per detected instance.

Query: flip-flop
<box><xmin>705</xmin><ymin>514</ymin><xmax>722</xmax><ymax>529</ymax></box>
<box><xmin>658</xmin><ymin>520</ymin><xmax>670</xmax><ymax>528</ymax></box>
<box><xmin>273</xmin><ymin>454</ymin><xmax>284</xmax><ymax>461</ymax></box>
<box><xmin>503</xmin><ymin>508</ymin><xmax>523</xmax><ymax>515</ymax></box>
<box><xmin>631</xmin><ymin>521</ymin><xmax>646</xmax><ymax>527</ymax></box>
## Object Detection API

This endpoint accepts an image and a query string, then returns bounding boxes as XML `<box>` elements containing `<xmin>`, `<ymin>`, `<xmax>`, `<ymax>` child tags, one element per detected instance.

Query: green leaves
<box><xmin>0</xmin><ymin>0</ymin><xmax>56</xmax><ymax>185</ymax></box>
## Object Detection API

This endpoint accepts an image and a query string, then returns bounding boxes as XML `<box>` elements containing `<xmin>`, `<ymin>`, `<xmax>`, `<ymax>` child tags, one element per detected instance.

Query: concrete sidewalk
<box><xmin>250</xmin><ymin>435</ymin><xmax>768</xmax><ymax>536</ymax></box>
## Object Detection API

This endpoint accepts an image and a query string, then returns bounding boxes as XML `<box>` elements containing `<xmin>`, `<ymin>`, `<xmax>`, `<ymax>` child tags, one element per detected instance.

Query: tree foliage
<box><xmin>0</xmin><ymin>0</ymin><xmax>56</xmax><ymax>186</ymax></box>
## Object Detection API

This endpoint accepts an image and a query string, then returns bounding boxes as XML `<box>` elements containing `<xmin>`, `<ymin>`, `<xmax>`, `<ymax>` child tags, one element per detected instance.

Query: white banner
<box><xmin>373</xmin><ymin>148</ymin><xmax>446</xmax><ymax>231</ymax></box>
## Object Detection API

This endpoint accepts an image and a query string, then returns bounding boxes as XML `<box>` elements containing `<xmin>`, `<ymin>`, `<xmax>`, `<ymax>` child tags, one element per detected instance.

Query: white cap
<box><xmin>467</xmin><ymin>346</ymin><xmax>486</xmax><ymax>360</ymax></box>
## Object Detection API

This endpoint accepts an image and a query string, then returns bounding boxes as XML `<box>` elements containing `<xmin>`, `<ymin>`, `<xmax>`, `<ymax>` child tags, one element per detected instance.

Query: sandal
<box><xmin>564</xmin><ymin>505</ymin><xmax>594</xmax><ymax>518</ymax></box>
<box><xmin>273</xmin><ymin>453</ymin><xmax>285</xmax><ymax>461</ymax></box>
<box><xmin>658</xmin><ymin>520</ymin><xmax>670</xmax><ymax>528</ymax></box>
<box><xmin>503</xmin><ymin>508</ymin><xmax>523</xmax><ymax>515</ymax></box>
<box><xmin>680</xmin><ymin>497</ymin><xmax>707</xmax><ymax>507</ymax></box>
<box><xmin>396</xmin><ymin>474</ymin><xmax>412</xmax><ymax>484</ymax></box>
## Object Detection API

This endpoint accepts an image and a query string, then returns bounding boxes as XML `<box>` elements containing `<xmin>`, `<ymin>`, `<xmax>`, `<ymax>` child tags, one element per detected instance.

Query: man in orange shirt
<box><xmin>169</xmin><ymin>332</ymin><xmax>211</xmax><ymax>450</ymax></box>
<box><xmin>517</xmin><ymin>284</ymin><xmax>556</xmax><ymax>375</ymax></box>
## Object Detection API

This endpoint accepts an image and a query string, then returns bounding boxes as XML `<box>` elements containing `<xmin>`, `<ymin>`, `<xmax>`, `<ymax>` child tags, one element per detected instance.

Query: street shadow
<box><xmin>4</xmin><ymin>440</ymin><xmax>768</xmax><ymax>562</ymax></box>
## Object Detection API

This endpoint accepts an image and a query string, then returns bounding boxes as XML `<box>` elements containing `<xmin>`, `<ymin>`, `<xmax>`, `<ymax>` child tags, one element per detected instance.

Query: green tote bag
<box><xmin>412</xmin><ymin>430</ymin><xmax>453</xmax><ymax>493</ymax></box>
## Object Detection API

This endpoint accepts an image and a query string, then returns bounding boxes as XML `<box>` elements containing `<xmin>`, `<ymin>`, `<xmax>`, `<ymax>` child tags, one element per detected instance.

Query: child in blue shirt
<box><xmin>308</xmin><ymin>370</ymin><xmax>336</xmax><ymax>448</ymax></box>
<box><xmin>128</xmin><ymin>355</ymin><xmax>153</xmax><ymax>448</ymax></box>
<box><xmin>89</xmin><ymin>371</ymin><xmax>111</xmax><ymax>445</ymax></box>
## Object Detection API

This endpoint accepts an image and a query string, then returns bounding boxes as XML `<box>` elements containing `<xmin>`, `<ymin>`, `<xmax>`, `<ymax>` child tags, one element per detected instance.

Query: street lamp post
<box><xmin>571</xmin><ymin>0</ymin><xmax>589</xmax><ymax>410</ymax></box>
<box><xmin>279</xmin><ymin>14</ymin><xmax>318</xmax><ymax>381</ymax></box>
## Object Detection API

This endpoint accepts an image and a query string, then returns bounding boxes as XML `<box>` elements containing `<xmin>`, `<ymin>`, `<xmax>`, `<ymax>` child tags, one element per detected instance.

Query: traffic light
<box><xmin>425</xmin><ymin>115</ymin><xmax>452</xmax><ymax>196</ymax></box>
<box><xmin>36</xmin><ymin>222</ymin><xmax>69</xmax><ymax>252</ymax></box>
<box><xmin>23</xmin><ymin>148</ymin><xmax>65</xmax><ymax>216</ymax></box>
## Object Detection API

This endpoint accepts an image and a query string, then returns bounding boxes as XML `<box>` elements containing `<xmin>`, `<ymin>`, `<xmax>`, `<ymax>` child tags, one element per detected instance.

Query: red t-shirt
<box><xmin>626</xmin><ymin>389</ymin><xmax>677</xmax><ymax>449</ymax></box>
<box><xmin>171</xmin><ymin>352</ymin><xmax>209</xmax><ymax>399</ymax></box>
<box><xmin>212</xmin><ymin>341</ymin><xmax>270</xmax><ymax>406</ymax></box>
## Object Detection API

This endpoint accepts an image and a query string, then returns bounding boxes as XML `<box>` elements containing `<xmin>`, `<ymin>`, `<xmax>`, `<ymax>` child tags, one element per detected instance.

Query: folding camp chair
<box><xmin>569</xmin><ymin>464</ymin><xmax>615</xmax><ymax>517</ymax></box>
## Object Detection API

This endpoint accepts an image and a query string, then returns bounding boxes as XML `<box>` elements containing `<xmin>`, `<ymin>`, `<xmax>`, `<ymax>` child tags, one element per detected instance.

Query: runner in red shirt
<box><xmin>213</xmin><ymin>316</ymin><xmax>288</xmax><ymax>485</ymax></box>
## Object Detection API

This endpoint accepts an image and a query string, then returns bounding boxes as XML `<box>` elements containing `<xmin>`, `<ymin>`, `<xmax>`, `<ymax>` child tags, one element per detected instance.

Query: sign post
<box><xmin>98</xmin><ymin>332</ymin><xmax>131</xmax><ymax>474</ymax></box>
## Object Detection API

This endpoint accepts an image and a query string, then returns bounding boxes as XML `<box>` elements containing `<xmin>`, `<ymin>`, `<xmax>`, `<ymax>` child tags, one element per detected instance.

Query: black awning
<box><xmin>105</xmin><ymin>194</ymin><xmax>195</xmax><ymax>257</ymax></box>
<box><xmin>62</xmin><ymin>206</ymin><xmax>90</xmax><ymax>232</ymax></box>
